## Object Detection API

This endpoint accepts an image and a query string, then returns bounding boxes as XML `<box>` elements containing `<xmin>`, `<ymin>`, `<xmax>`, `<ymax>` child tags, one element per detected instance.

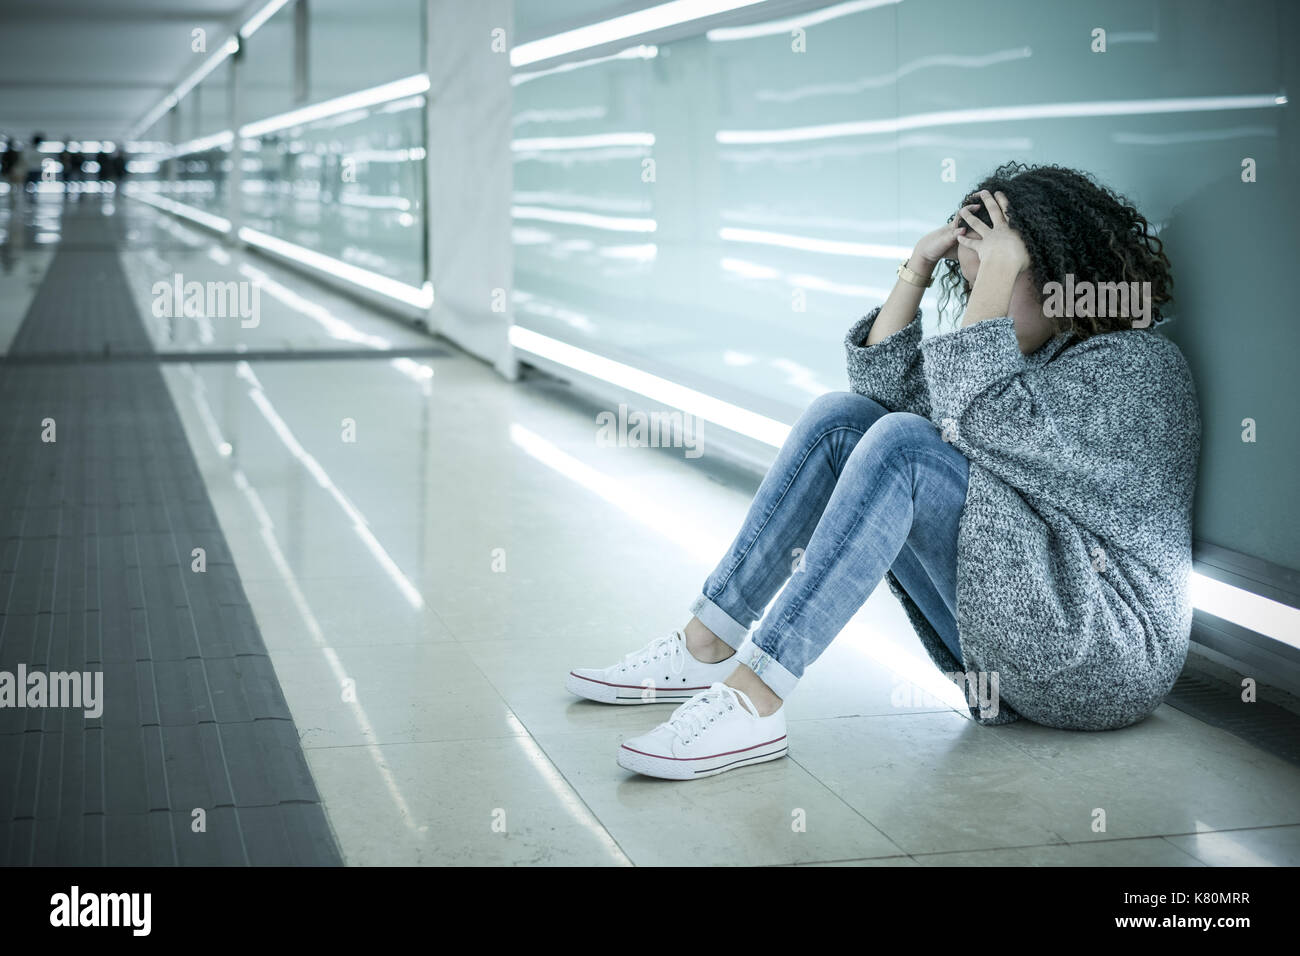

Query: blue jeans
<box><xmin>690</xmin><ymin>392</ymin><xmax>969</xmax><ymax>700</ymax></box>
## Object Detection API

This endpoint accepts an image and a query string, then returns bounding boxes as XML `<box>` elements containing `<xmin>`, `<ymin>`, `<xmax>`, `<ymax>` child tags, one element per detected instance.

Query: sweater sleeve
<box><xmin>918</xmin><ymin>316</ymin><xmax>1200</xmax><ymax>536</ymax></box>
<box><xmin>843</xmin><ymin>306</ymin><xmax>931</xmax><ymax>418</ymax></box>
<box><xmin>918</xmin><ymin>315</ymin><xmax>1028</xmax><ymax>423</ymax></box>
<box><xmin>919</xmin><ymin>315</ymin><xmax>1062</xmax><ymax>461</ymax></box>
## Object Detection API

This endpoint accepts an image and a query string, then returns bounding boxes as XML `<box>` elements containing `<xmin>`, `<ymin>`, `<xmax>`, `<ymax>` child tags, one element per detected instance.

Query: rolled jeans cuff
<box><xmin>690</xmin><ymin>594</ymin><xmax>800</xmax><ymax>699</ymax></box>
<box><xmin>734</xmin><ymin>636</ymin><xmax>800</xmax><ymax>700</ymax></box>
<box><xmin>689</xmin><ymin>593</ymin><xmax>750</xmax><ymax>650</ymax></box>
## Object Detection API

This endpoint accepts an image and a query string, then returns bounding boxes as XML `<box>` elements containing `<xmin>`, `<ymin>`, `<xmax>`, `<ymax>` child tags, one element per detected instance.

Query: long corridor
<box><xmin>3</xmin><ymin>191</ymin><xmax>1299</xmax><ymax>867</ymax></box>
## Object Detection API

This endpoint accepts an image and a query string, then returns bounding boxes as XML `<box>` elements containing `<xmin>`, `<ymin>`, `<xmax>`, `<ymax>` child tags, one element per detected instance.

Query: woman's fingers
<box><xmin>955</xmin><ymin>232</ymin><xmax>979</xmax><ymax>249</ymax></box>
<box><xmin>979</xmin><ymin>189</ymin><xmax>1006</xmax><ymax>226</ymax></box>
<box><xmin>958</xmin><ymin>206</ymin><xmax>989</xmax><ymax>235</ymax></box>
<box><xmin>992</xmin><ymin>190</ymin><xmax>1011</xmax><ymax>217</ymax></box>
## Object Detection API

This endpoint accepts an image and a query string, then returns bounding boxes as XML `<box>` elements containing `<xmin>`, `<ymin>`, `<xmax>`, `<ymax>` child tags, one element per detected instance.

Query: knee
<box><xmin>865</xmin><ymin>412</ymin><xmax>937</xmax><ymax>449</ymax></box>
<box><xmin>848</xmin><ymin>412</ymin><xmax>941</xmax><ymax>472</ymax></box>
<box><xmin>796</xmin><ymin>391</ymin><xmax>887</xmax><ymax>434</ymax></box>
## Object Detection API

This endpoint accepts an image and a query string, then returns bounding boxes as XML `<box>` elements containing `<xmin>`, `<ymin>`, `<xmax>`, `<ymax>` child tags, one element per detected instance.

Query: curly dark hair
<box><xmin>936</xmin><ymin>162</ymin><xmax>1173</xmax><ymax>337</ymax></box>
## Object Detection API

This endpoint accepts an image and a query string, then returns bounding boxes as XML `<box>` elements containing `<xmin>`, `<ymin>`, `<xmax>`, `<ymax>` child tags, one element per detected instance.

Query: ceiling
<box><xmin>0</xmin><ymin>0</ymin><xmax>810</xmax><ymax>141</ymax></box>
<box><xmin>0</xmin><ymin>0</ymin><xmax>252</xmax><ymax>141</ymax></box>
<box><xmin>514</xmin><ymin>0</ymin><xmax>666</xmax><ymax>42</ymax></box>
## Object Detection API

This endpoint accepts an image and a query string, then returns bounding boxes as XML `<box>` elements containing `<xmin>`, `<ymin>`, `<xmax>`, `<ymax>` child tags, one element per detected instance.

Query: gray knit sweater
<box><xmin>845</xmin><ymin>307</ymin><xmax>1200</xmax><ymax>730</ymax></box>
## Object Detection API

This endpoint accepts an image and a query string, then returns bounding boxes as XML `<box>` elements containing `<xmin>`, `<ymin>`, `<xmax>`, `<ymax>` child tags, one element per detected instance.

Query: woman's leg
<box><xmin>727</xmin><ymin>410</ymin><xmax>970</xmax><ymax>710</ymax></box>
<box><xmin>568</xmin><ymin>391</ymin><xmax>891</xmax><ymax>709</ymax></box>
<box><xmin>687</xmin><ymin>391</ymin><xmax>891</xmax><ymax>658</ymax></box>
<box><xmin>889</xmin><ymin>538</ymin><xmax>964</xmax><ymax>661</ymax></box>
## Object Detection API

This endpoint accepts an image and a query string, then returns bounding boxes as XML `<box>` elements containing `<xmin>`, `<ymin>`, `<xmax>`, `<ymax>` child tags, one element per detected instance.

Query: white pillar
<box><xmin>167</xmin><ymin>106</ymin><xmax>180</xmax><ymax>193</ymax></box>
<box><xmin>424</xmin><ymin>0</ymin><xmax>515</xmax><ymax>378</ymax></box>
<box><xmin>227</xmin><ymin>43</ymin><xmax>243</xmax><ymax>240</ymax></box>
<box><xmin>293</xmin><ymin>0</ymin><xmax>310</xmax><ymax>105</ymax></box>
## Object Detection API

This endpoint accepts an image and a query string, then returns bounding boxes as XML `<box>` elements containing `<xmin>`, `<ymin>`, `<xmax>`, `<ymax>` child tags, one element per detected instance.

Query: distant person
<box><xmin>0</xmin><ymin>134</ymin><xmax>18</xmax><ymax>193</ymax></box>
<box><xmin>22</xmin><ymin>132</ymin><xmax>45</xmax><ymax>189</ymax></box>
<box><xmin>568</xmin><ymin>162</ymin><xmax>1201</xmax><ymax>779</ymax></box>
<box><xmin>60</xmin><ymin>138</ymin><xmax>81</xmax><ymax>193</ymax></box>
<box><xmin>60</xmin><ymin>138</ymin><xmax>83</xmax><ymax>201</ymax></box>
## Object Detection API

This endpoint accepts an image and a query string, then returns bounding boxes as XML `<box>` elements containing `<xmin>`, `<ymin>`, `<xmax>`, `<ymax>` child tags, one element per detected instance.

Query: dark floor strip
<box><xmin>0</xmin><ymin>207</ymin><xmax>343</xmax><ymax>865</ymax></box>
<box><xmin>1165</xmin><ymin>672</ymin><xmax>1300</xmax><ymax>769</ymax></box>
<box><xmin>3</xmin><ymin>346</ymin><xmax>451</xmax><ymax>366</ymax></box>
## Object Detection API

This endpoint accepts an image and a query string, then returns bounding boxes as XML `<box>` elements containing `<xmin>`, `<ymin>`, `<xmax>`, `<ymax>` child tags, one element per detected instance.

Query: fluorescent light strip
<box><xmin>126</xmin><ymin>187</ymin><xmax>232</xmax><ymax>233</ymax></box>
<box><xmin>1190</xmin><ymin>571</ymin><xmax>1300</xmax><ymax>650</ymax></box>
<box><xmin>168</xmin><ymin>130</ymin><xmax>235</xmax><ymax>159</ymax></box>
<box><xmin>174</xmin><ymin>36</ymin><xmax>239</xmax><ymax>103</ymax></box>
<box><xmin>131</xmin><ymin>95</ymin><xmax>179</xmax><ymax>141</ymax></box>
<box><xmin>707</xmin><ymin>0</ymin><xmax>900</xmax><ymax>40</ymax></box>
<box><xmin>512</xmin><ymin>45</ymin><xmax>658</xmax><ymax>85</ymax></box>
<box><xmin>512</xmin><ymin>205</ymin><xmax>657</xmax><ymax>233</ymax></box>
<box><xmin>720</xmin><ymin>226</ymin><xmax>910</xmax><ymax>259</ymax></box>
<box><xmin>129</xmin><ymin>38</ymin><xmax>239</xmax><ymax>139</ymax></box>
<box><xmin>509</xmin><ymin>325</ymin><xmax>789</xmax><ymax>447</ymax></box>
<box><xmin>238</xmin><ymin>226</ymin><xmax>432</xmax><ymax>309</ymax></box>
<box><xmin>237</xmin><ymin>261</ymin><xmax>434</xmax><ymax>386</ymax></box>
<box><xmin>239</xmin><ymin>74</ymin><xmax>430</xmax><ymax>138</ymax></box>
<box><xmin>718</xmin><ymin>93</ymin><xmax>1288</xmax><ymax>144</ymax></box>
<box><xmin>755</xmin><ymin>48</ymin><xmax>1033</xmax><ymax>103</ymax></box>
<box><xmin>511</xmin><ymin>132</ymin><xmax>654</xmax><ymax>151</ymax></box>
<box><xmin>786</xmin><ymin>272</ymin><xmax>893</xmax><ymax>300</ymax></box>
<box><xmin>239</xmin><ymin>262</ymin><xmax>392</xmax><ymax>349</ymax></box>
<box><xmin>511</xmin><ymin>0</ymin><xmax>768</xmax><ymax>67</ymax></box>
<box><xmin>509</xmin><ymin>424</ymin><xmax>724</xmax><ymax>565</ymax></box>
<box><xmin>241</xmin><ymin>0</ymin><xmax>294</xmax><ymax>37</ymax></box>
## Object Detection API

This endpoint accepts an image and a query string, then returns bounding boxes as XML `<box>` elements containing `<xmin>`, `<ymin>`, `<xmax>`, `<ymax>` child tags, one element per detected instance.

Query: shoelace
<box><xmin>667</xmin><ymin>682</ymin><xmax>741</xmax><ymax>743</ymax></box>
<box><xmin>619</xmin><ymin>630</ymin><xmax>687</xmax><ymax>678</ymax></box>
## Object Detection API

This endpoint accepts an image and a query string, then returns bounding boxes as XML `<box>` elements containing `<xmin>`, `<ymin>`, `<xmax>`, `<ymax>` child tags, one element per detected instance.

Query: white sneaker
<box><xmin>567</xmin><ymin>630</ymin><xmax>736</xmax><ymax>705</ymax></box>
<box><xmin>617</xmin><ymin>682</ymin><xmax>788</xmax><ymax>780</ymax></box>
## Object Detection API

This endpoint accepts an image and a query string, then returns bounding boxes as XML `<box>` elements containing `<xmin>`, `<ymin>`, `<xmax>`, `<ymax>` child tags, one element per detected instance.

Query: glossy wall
<box><xmin>129</xmin><ymin>0</ymin><xmax>427</xmax><ymax>291</ymax></box>
<box><xmin>124</xmin><ymin>0</ymin><xmax>1298</xmax><ymax>571</ymax></box>
<box><xmin>510</xmin><ymin>0</ymin><xmax>1299</xmax><ymax>570</ymax></box>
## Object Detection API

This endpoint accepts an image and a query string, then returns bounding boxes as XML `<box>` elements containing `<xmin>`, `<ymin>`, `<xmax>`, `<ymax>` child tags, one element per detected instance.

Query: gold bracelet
<box><xmin>897</xmin><ymin>258</ymin><xmax>934</xmax><ymax>289</ymax></box>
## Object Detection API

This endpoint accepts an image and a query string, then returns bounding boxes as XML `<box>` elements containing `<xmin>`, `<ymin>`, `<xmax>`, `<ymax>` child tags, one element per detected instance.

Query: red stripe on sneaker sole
<box><xmin>620</xmin><ymin>734</ymin><xmax>788</xmax><ymax>762</ymax></box>
<box><xmin>695</xmin><ymin>747</ymin><xmax>788</xmax><ymax>774</ymax></box>
<box><xmin>570</xmin><ymin>672</ymin><xmax>711</xmax><ymax>692</ymax></box>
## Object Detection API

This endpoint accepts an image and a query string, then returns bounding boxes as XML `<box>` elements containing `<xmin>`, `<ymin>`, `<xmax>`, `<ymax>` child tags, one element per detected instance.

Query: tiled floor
<box><xmin>5</xmin><ymin>192</ymin><xmax>1300</xmax><ymax>866</ymax></box>
<box><xmin>0</xmin><ymin>196</ymin><xmax>339</xmax><ymax>864</ymax></box>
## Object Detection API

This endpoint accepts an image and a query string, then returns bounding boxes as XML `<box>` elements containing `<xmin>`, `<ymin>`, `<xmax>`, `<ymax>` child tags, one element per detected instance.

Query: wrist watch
<box><xmin>897</xmin><ymin>258</ymin><xmax>934</xmax><ymax>289</ymax></box>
